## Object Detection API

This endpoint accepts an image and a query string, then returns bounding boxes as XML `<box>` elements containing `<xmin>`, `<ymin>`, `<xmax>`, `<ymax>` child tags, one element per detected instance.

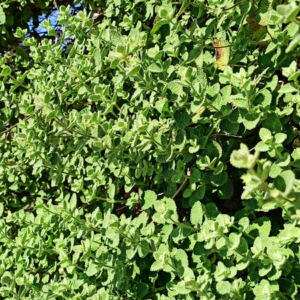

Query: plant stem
<box><xmin>223</xmin><ymin>0</ymin><xmax>249</xmax><ymax>11</ymax></box>
<box><xmin>207</xmin><ymin>119</ymin><xmax>221</xmax><ymax>139</ymax></box>
<box><xmin>0</xmin><ymin>107</ymin><xmax>43</xmax><ymax>136</ymax></box>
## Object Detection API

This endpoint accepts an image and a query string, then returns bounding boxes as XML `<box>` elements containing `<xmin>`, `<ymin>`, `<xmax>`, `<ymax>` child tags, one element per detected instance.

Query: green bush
<box><xmin>1</xmin><ymin>0</ymin><xmax>300</xmax><ymax>299</ymax></box>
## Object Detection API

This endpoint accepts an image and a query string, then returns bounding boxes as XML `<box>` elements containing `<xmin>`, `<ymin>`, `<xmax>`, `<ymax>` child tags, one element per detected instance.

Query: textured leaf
<box><xmin>191</xmin><ymin>202</ymin><xmax>203</xmax><ymax>226</ymax></box>
<box><xmin>216</xmin><ymin>281</ymin><xmax>231</xmax><ymax>295</ymax></box>
<box><xmin>148</xmin><ymin>62</ymin><xmax>163</xmax><ymax>73</ymax></box>
<box><xmin>174</xmin><ymin>109</ymin><xmax>191</xmax><ymax>129</ymax></box>
<box><xmin>218</xmin><ymin>179</ymin><xmax>234</xmax><ymax>199</ymax></box>
<box><xmin>16</xmin><ymin>48</ymin><xmax>29</xmax><ymax>68</ymax></box>
<box><xmin>135</xmin><ymin>282</ymin><xmax>149</xmax><ymax>298</ymax></box>
<box><xmin>274</xmin><ymin>170</ymin><xmax>295</xmax><ymax>196</ymax></box>
<box><xmin>186</xmin><ymin>46</ymin><xmax>202</xmax><ymax>64</ymax></box>
<box><xmin>277</xmin><ymin>2</ymin><xmax>300</xmax><ymax>23</ymax></box>
<box><xmin>278</xmin><ymin>83</ymin><xmax>298</xmax><ymax>94</ymax></box>
<box><xmin>213</xmin><ymin>39</ymin><xmax>230</xmax><ymax>71</ymax></box>
<box><xmin>142</xmin><ymin>190</ymin><xmax>157</xmax><ymax>210</ymax></box>
<box><xmin>253</xmin><ymin>89</ymin><xmax>272</xmax><ymax>107</ymax></box>
<box><xmin>86</xmin><ymin>264</ymin><xmax>99</xmax><ymax>277</ymax></box>
<box><xmin>0</xmin><ymin>7</ymin><xmax>5</xmax><ymax>25</ymax></box>
<box><xmin>247</xmin><ymin>16</ymin><xmax>267</xmax><ymax>41</ymax></box>
<box><xmin>151</xmin><ymin>19</ymin><xmax>170</xmax><ymax>35</ymax></box>
<box><xmin>243</xmin><ymin>111</ymin><xmax>261</xmax><ymax>130</ymax></box>
<box><xmin>259</xmin><ymin>128</ymin><xmax>272</xmax><ymax>141</ymax></box>
<box><xmin>220</xmin><ymin>119</ymin><xmax>239</xmax><ymax>135</ymax></box>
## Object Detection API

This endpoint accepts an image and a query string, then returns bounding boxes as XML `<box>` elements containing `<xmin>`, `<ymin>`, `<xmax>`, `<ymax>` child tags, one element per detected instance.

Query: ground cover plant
<box><xmin>1</xmin><ymin>0</ymin><xmax>300</xmax><ymax>299</ymax></box>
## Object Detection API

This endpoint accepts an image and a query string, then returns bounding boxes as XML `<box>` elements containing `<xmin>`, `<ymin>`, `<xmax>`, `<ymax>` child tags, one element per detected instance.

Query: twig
<box><xmin>207</xmin><ymin>119</ymin><xmax>221</xmax><ymax>139</ymax></box>
<box><xmin>0</xmin><ymin>0</ymin><xmax>18</xmax><ymax>6</ymax></box>
<box><xmin>157</xmin><ymin>192</ymin><xmax>166</xmax><ymax>196</ymax></box>
<box><xmin>176</xmin><ymin>2</ymin><xmax>191</xmax><ymax>19</ymax></box>
<box><xmin>53</xmin><ymin>0</ymin><xmax>59</xmax><ymax>11</ymax></box>
<box><xmin>222</xmin><ymin>0</ymin><xmax>249</xmax><ymax>11</ymax></box>
<box><xmin>172</xmin><ymin>178</ymin><xmax>189</xmax><ymax>199</ymax></box>
<box><xmin>116</xmin><ymin>205</ymin><xmax>127</xmax><ymax>211</ymax></box>
<box><xmin>228</xmin><ymin>64</ymin><xmax>247</xmax><ymax>68</ymax></box>
<box><xmin>253</xmin><ymin>67</ymin><xmax>269</xmax><ymax>85</ymax></box>
<box><xmin>211</xmin><ymin>129</ymin><xmax>221</xmax><ymax>140</ymax></box>
<box><xmin>211</xmin><ymin>133</ymin><xmax>243</xmax><ymax>139</ymax></box>
<box><xmin>24</xmin><ymin>204</ymin><xmax>32</xmax><ymax>211</ymax></box>
<box><xmin>172</xmin><ymin>168</ymin><xmax>191</xmax><ymax>199</ymax></box>
<box><xmin>0</xmin><ymin>107</ymin><xmax>43</xmax><ymax>136</ymax></box>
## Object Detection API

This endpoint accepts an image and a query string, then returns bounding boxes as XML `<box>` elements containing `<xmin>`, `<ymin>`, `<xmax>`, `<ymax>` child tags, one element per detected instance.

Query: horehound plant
<box><xmin>1</xmin><ymin>0</ymin><xmax>300</xmax><ymax>299</ymax></box>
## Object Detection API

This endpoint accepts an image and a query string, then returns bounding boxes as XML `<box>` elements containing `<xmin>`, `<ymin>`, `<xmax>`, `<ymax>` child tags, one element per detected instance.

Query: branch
<box><xmin>172</xmin><ymin>168</ymin><xmax>191</xmax><ymax>199</ymax></box>
<box><xmin>253</xmin><ymin>67</ymin><xmax>269</xmax><ymax>85</ymax></box>
<box><xmin>0</xmin><ymin>107</ymin><xmax>43</xmax><ymax>136</ymax></box>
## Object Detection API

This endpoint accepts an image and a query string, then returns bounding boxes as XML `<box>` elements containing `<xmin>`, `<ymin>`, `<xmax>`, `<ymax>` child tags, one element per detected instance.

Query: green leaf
<box><xmin>253</xmin><ymin>279</ymin><xmax>278</xmax><ymax>299</ymax></box>
<box><xmin>186</xmin><ymin>46</ymin><xmax>202</xmax><ymax>64</ymax></box>
<box><xmin>220</xmin><ymin>119</ymin><xmax>239</xmax><ymax>135</ymax></box>
<box><xmin>218</xmin><ymin>179</ymin><xmax>234</xmax><ymax>199</ymax></box>
<box><xmin>230</xmin><ymin>144</ymin><xmax>254</xmax><ymax>169</ymax></box>
<box><xmin>262</xmin><ymin>113</ymin><xmax>282</xmax><ymax>133</ymax></box>
<box><xmin>1</xmin><ymin>66</ymin><xmax>11</xmax><ymax>76</ymax></box>
<box><xmin>259</xmin><ymin>263</ymin><xmax>273</xmax><ymax>277</ymax></box>
<box><xmin>150</xmin><ymin>260</ymin><xmax>164</xmax><ymax>271</ymax></box>
<box><xmin>274</xmin><ymin>133</ymin><xmax>287</xmax><ymax>144</ymax></box>
<box><xmin>142</xmin><ymin>190</ymin><xmax>157</xmax><ymax>210</ymax></box>
<box><xmin>230</xmin><ymin>96</ymin><xmax>248</xmax><ymax>109</ymax></box>
<box><xmin>148</xmin><ymin>62</ymin><xmax>163</xmax><ymax>73</ymax></box>
<box><xmin>174</xmin><ymin>109</ymin><xmax>191</xmax><ymax>130</ymax></box>
<box><xmin>151</xmin><ymin>19</ymin><xmax>170</xmax><ymax>35</ymax></box>
<box><xmin>190</xmin><ymin>167</ymin><xmax>201</xmax><ymax>184</ymax></box>
<box><xmin>135</xmin><ymin>282</ymin><xmax>149</xmax><ymax>298</ymax></box>
<box><xmin>108</xmin><ymin>184</ymin><xmax>116</xmax><ymax>199</ymax></box>
<box><xmin>203</xmin><ymin>141</ymin><xmax>223</xmax><ymax>160</ymax></box>
<box><xmin>111</xmin><ymin>58</ymin><xmax>120</xmax><ymax>68</ymax></box>
<box><xmin>46</xmin><ymin>111</ymin><xmax>56</xmax><ymax>122</ymax></box>
<box><xmin>211</xmin><ymin>171</ymin><xmax>228</xmax><ymax>187</ymax></box>
<box><xmin>0</xmin><ymin>7</ymin><xmax>5</xmax><ymax>25</ymax></box>
<box><xmin>78</xmin><ymin>85</ymin><xmax>89</xmax><ymax>95</ymax></box>
<box><xmin>274</xmin><ymin>170</ymin><xmax>295</xmax><ymax>196</ymax></box>
<box><xmin>277</xmin><ymin>2</ymin><xmax>300</xmax><ymax>23</ymax></box>
<box><xmin>183</xmin><ymin>188</ymin><xmax>192</xmax><ymax>198</ymax></box>
<box><xmin>127</xmin><ymin>65</ymin><xmax>141</xmax><ymax>76</ymax></box>
<box><xmin>167</xmin><ymin>81</ymin><xmax>183</xmax><ymax>101</ymax></box>
<box><xmin>243</xmin><ymin>111</ymin><xmax>261</xmax><ymax>130</ymax></box>
<box><xmin>246</xmin><ymin>217</ymin><xmax>271</xmax><ymax>238</ymax></box>
<box><xmin>116</xmin><ymin>44</ymin><xmax>126</xmax><ymax>56</ymax></box>
<box><xmin>16</xmin><ymin>48</ymin><xmax>29</xmax><ymax>68</ymax></box>
<box><xmin>86</xmin><ymin>264</ymin><xmax>99</xmax><ymax>277</ymax></box>
<box><xmin>0</xmin><ymin>108</ymin><xmax>12</xmax><ymax>123</ymax></box>
<box><xmin>292</xmin><ymin>148</ymin><xmax>300</xmax><ymax>167</ymax></box>
<box><xmin>286</xmin><ymin>31</ymin><xmax>300</xmax><ymax>53</ymax></box>
<box><xmin>216</xmin><ymin>281</ymin><xmax>231</xmax><ymax>295</ymax></box>
<box><xmin>190</xmin><ymin>201</ymin><xmax>203</xmax><ymax>226</ymax></box>
<box><xmin>256</xmin><ymin>141</ymin><xmax>270</xmax><ymax>152</ymax></box>
<box><xmin>175</xmin><ymin>130</ymin><xmax>187</xmax><ymax>149</ymax></box>
<box><xmin>278</xmin><ymin>83</ymin><xmax>298</xmax><ymax>94</ymax></box>
<box><xmin>259</xmin><ymin>128</ymin><xmax>272</xmax><ymax>141</ymax></box>
<box><xmin>254</xmin><ymin>89</ymin><xmax>272</xmax><ymax>107</ymax></box>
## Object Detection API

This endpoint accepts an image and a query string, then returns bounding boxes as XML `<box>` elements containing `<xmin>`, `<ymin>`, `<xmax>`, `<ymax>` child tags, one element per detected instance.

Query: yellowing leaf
<box><xmin>213</xmin><ymin>39</ymin><xmax>230</xmax><ymax>71</ymax></box>
<box><xmin>247</xmin><ymin>16</ymin><xmax>267</xmax><ymax>41</ymax></box>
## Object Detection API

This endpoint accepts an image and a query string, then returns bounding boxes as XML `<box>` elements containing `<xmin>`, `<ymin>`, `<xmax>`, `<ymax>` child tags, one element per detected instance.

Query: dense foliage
<box><xmin>0</xmin><ymin>0</ymin><xmax>97</xmax><ymax>53</ymax></box>
<box><xmin>1</xmin><ymin>0</ymin><xmax>300</xmax><ymax>299</ymax></box>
